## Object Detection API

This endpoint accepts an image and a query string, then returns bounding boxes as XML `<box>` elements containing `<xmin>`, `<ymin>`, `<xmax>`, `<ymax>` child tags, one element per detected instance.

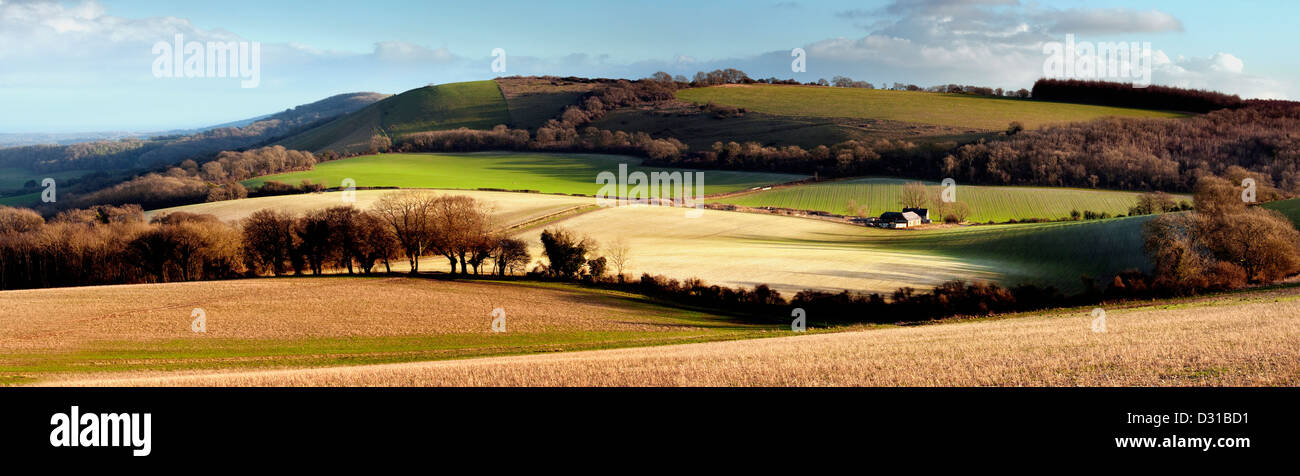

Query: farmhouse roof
<box><xmin>901</xmin><ymin>211</ymin><xmax>922</xmax><ymax>221</ymax></box>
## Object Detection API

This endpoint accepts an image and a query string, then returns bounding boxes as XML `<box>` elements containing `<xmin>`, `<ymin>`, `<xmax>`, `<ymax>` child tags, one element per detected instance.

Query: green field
<box><xmin>1263</xmin><ymin>198</ymin><xmax>1300</xmax><ymax>224</ymax></box>
<box><xmin>713</xmin><ymin>177</ymin><xmax>1189</xmax><ymax>222</ymax></box>
<box><xmin>677</xmin><ymin>84</ymin><xmax>1188</xmax><ymax>131</ymax></box>
<box><xmin>0</xmin><ymin>167</ymin><xmax>94</xmax><ymax>192</ymax></box>
<box><xmin>277</xmin><ymin>80</ymin><xmax>511</xmax><ymax>153</ymax></box>
<box><xmin>0</xmin><ymin>192</ymin><xmax>40</xmax><ymax>207</ymax></box>
<box><xmin>243</xmin><ymin>152</ymin><xmax>805</xmax><ymax>196</ymax></box>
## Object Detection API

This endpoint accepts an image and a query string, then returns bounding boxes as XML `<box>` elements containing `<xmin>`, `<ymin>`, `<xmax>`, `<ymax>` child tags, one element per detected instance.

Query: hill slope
<box><xmin>277</xmin><ymin>81</ymin><xmax>511</xmax><ymax>154</ymax></box>
<box><xmin>676</xmin><ymin>84</ymin><xmax>1188</xmax><ymax>131</ymax></box>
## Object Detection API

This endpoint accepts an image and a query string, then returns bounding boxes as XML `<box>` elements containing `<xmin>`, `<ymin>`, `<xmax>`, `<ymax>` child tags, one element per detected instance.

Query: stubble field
<box><xmin>0</xmin><ymin>277</ymin><xmax>777</xmax><ymax>385</ymax></box>
<box><xmin>53</xmin><ymin>285</ymin><xmax>1300</xmax><ymax>387</ymax></box>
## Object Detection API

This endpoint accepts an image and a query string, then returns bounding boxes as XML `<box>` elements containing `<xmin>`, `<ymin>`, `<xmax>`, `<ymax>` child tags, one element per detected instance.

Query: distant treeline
<box><xmin>944</xmin><ymin>100</ymin><xmax>1300</xmax><ymax>193</ymax></box>
<box><xmin>1031</xmin><ymin>78</ymin><xmax>1244</xmax><ymax>113</ymax></box>
<box><xmin>47</xmin><ymin>146</ymin><xmax>319</xmax><ymax>212</ymax></box>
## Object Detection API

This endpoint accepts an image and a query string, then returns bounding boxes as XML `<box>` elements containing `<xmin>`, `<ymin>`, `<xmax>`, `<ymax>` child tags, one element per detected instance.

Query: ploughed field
<box><xmin>0</xmin><ymin>277</ymin><xmax>778</xmax><ymax>385</ymax></box>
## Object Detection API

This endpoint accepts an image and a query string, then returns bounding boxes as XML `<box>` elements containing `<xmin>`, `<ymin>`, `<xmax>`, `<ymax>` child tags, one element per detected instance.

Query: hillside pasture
<box><xmin>277</xmin><ymin>80</ymin><xmax>511</xmax><ymax>153</ymax></box>
<box><xmin>713</xmin><ymin>177</ymin><xmax>1189</xmax><ymax>222</ymax></box>
<box><xmin>677</xmin><ymin>84</ymin><xmax>1188</xmax><ymax>131</ymax></box>
<box><xmin>242</xmin><ymin>152</ymin><xmax>805</xmax><ymax>197</ymax></box>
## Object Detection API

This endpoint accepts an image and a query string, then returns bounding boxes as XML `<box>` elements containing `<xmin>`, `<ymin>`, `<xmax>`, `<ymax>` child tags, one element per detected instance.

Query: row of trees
<box><xmin>0</xmin><ymin>192</ymin><xmax>540</xmax><ymax>291</ymax></box>
<box><xmin>1031</xmin><ymin>79</ymin><xmax>1244</xmax><ymax>113</ymax></box>
<box><xmin>48</xmin><ymin>146</ymin><xmax>318</xmax><ymax>213</ymax></box>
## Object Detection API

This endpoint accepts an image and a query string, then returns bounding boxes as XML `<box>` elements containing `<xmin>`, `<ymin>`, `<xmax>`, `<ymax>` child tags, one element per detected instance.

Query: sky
<box><xmin>1</xmin><ymin>0</ymin><xmax>1296</xmax><ymax>132</ymax></box>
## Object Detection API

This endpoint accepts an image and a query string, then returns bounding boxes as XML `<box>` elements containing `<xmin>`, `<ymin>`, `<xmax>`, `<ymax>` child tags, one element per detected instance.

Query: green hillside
<box><xmin>242</xmin><ymin>152</ymin><xmax>805</xmax><ymax>197</ymax></box>
<box><xmin>677</xmin><ymin>84</ymin><xmax>1188</xmax><ymax>131</ymax></box>
<box><xmin>713</xmin><ymin>177</ymin><xmax>1190</xmax><ymax>222</ymax></box>
<box><xmin>277</xmin><ymin>80</ymin><xmax>511</xmax><ymax>154</ymax></box>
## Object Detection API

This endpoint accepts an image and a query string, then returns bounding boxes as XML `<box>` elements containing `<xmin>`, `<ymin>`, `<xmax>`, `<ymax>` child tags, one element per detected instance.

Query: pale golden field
<box><xmin>514</xmin><ymin>205</ymin><xmax>998</xmax><ymax>295</ymax></box>
<box><xmin>0</xmin><ymin>277</ymin><xmax>771</xmax><ymax>384</ymax></box>
<box><xmin>52</xmin><ymin>287</ymin><xmax>1300</xmax><ymax>387</ymax></box>
<box><xmin>148</xmin><ymin>189</ymin><xmax>594</xmax><ymax>228</ymax></box>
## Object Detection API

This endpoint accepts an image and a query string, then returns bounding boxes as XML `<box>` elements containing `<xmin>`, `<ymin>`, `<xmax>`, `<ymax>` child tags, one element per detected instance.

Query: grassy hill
<box><xmin>277</xmin><ymin>81</ymin><xmax>511</xmax><ymax>154</ymax></box>
<box><xmin>712</xmin><ymin>177</ymin><xmax>1190</xmax><ymax>222</ymax></box>
<box><xmin>677</xmin><ymin>84</ymin><xmax>1188</xmax><ymax>131</ymax></box>
<box><xmin>242</xmin><ymin>152</ymin><xmax>805</xmax><ymax>196</ymax></box>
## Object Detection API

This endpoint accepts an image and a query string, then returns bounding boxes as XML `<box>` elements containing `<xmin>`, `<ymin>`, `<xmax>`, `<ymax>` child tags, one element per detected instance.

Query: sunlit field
<box><xmin>241</xmin><ymin>152</ymin><xmax>805</xmax><ymax>197</ymax></box>
<box><xmin>518</xmin><ymin>205</ymin><xmax>1152</xmax><ymax>295</ymax></box>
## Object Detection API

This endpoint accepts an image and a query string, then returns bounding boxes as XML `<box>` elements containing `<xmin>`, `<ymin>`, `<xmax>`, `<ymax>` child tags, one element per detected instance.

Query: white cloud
<box><xmin>1045</xmin><ymin>8</ymin><xmax>1184</xmax><ymax>34</ymax></box>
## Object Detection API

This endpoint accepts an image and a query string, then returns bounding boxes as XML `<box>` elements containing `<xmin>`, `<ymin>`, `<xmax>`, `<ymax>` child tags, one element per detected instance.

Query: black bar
<box><xmin>1</xmin><ymin>388</ymin><xmax>1292</xmax><ymax>464</ymax></box>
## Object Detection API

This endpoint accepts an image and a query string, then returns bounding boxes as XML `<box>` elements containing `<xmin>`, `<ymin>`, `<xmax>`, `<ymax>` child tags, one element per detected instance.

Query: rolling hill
<box><xmin>276</xmin><ymin>81</ymin><xmax>511</xmax><ymax>154</ymax></box>
<box><xmin>513</xmin><ymin>204</ymin><xmax>1153</xmax><ymax>295</ymax></box>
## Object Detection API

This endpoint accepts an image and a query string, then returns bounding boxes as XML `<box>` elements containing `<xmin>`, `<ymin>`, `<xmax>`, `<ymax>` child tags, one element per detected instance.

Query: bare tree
<box><xmin>372</xmin><ymin>192</ymin><xmax>440</xmax><ymax>274</ymax></box>
<box><xmin>606</xmin><ymin>238</ymin><xmax>631</xmax><ymax>281</ymax></box>
<box><xmin>899</xmin><ymin>181</ymin><xmax>928</xmax><ymax>209</ymax></box>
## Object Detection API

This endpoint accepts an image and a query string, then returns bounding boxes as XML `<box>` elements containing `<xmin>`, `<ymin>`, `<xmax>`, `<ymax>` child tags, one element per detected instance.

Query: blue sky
<box><xmin>2</xmin><ymin>0</ymin><xmax>1296</xmax><ymax>132</ymax></box>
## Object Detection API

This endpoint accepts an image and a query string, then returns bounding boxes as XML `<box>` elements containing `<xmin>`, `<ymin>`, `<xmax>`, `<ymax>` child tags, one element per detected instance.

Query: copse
<box><xmin>539</xmin><ymin>227</ymin><xmax>598</xmax><ymax>279</ymax></box>
<box><xmin>1143</xmin><ymin>174</ymin><xmax>1300</xmax><ymax>293</ymax></box>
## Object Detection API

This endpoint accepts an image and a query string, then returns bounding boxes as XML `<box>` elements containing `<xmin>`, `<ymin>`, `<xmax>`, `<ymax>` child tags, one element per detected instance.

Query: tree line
<box><xmin>1031</xmin><ymin>78</ymin><xmax>1244</xmax><ymax>113</ymax></box>
<box><xmin>0</xmin><ymin>192</ymin><xmax>536</xmax><ymax>291</ymax></box>
<box><xmin>44</xmin><ymin>146</ymin><xmax>320</xmax><ymax>213</ymax></box>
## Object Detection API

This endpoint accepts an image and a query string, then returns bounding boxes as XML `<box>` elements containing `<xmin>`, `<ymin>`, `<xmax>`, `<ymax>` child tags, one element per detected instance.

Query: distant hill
<box><xmin>277</xmin><ymin>81</ymin><xmax>509</xmax><ymax>154</ymax></box>
<box><xmin>0</xmin><ymin>92</ymin><xmax>388</xmax><ymax>175</ymax></box>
